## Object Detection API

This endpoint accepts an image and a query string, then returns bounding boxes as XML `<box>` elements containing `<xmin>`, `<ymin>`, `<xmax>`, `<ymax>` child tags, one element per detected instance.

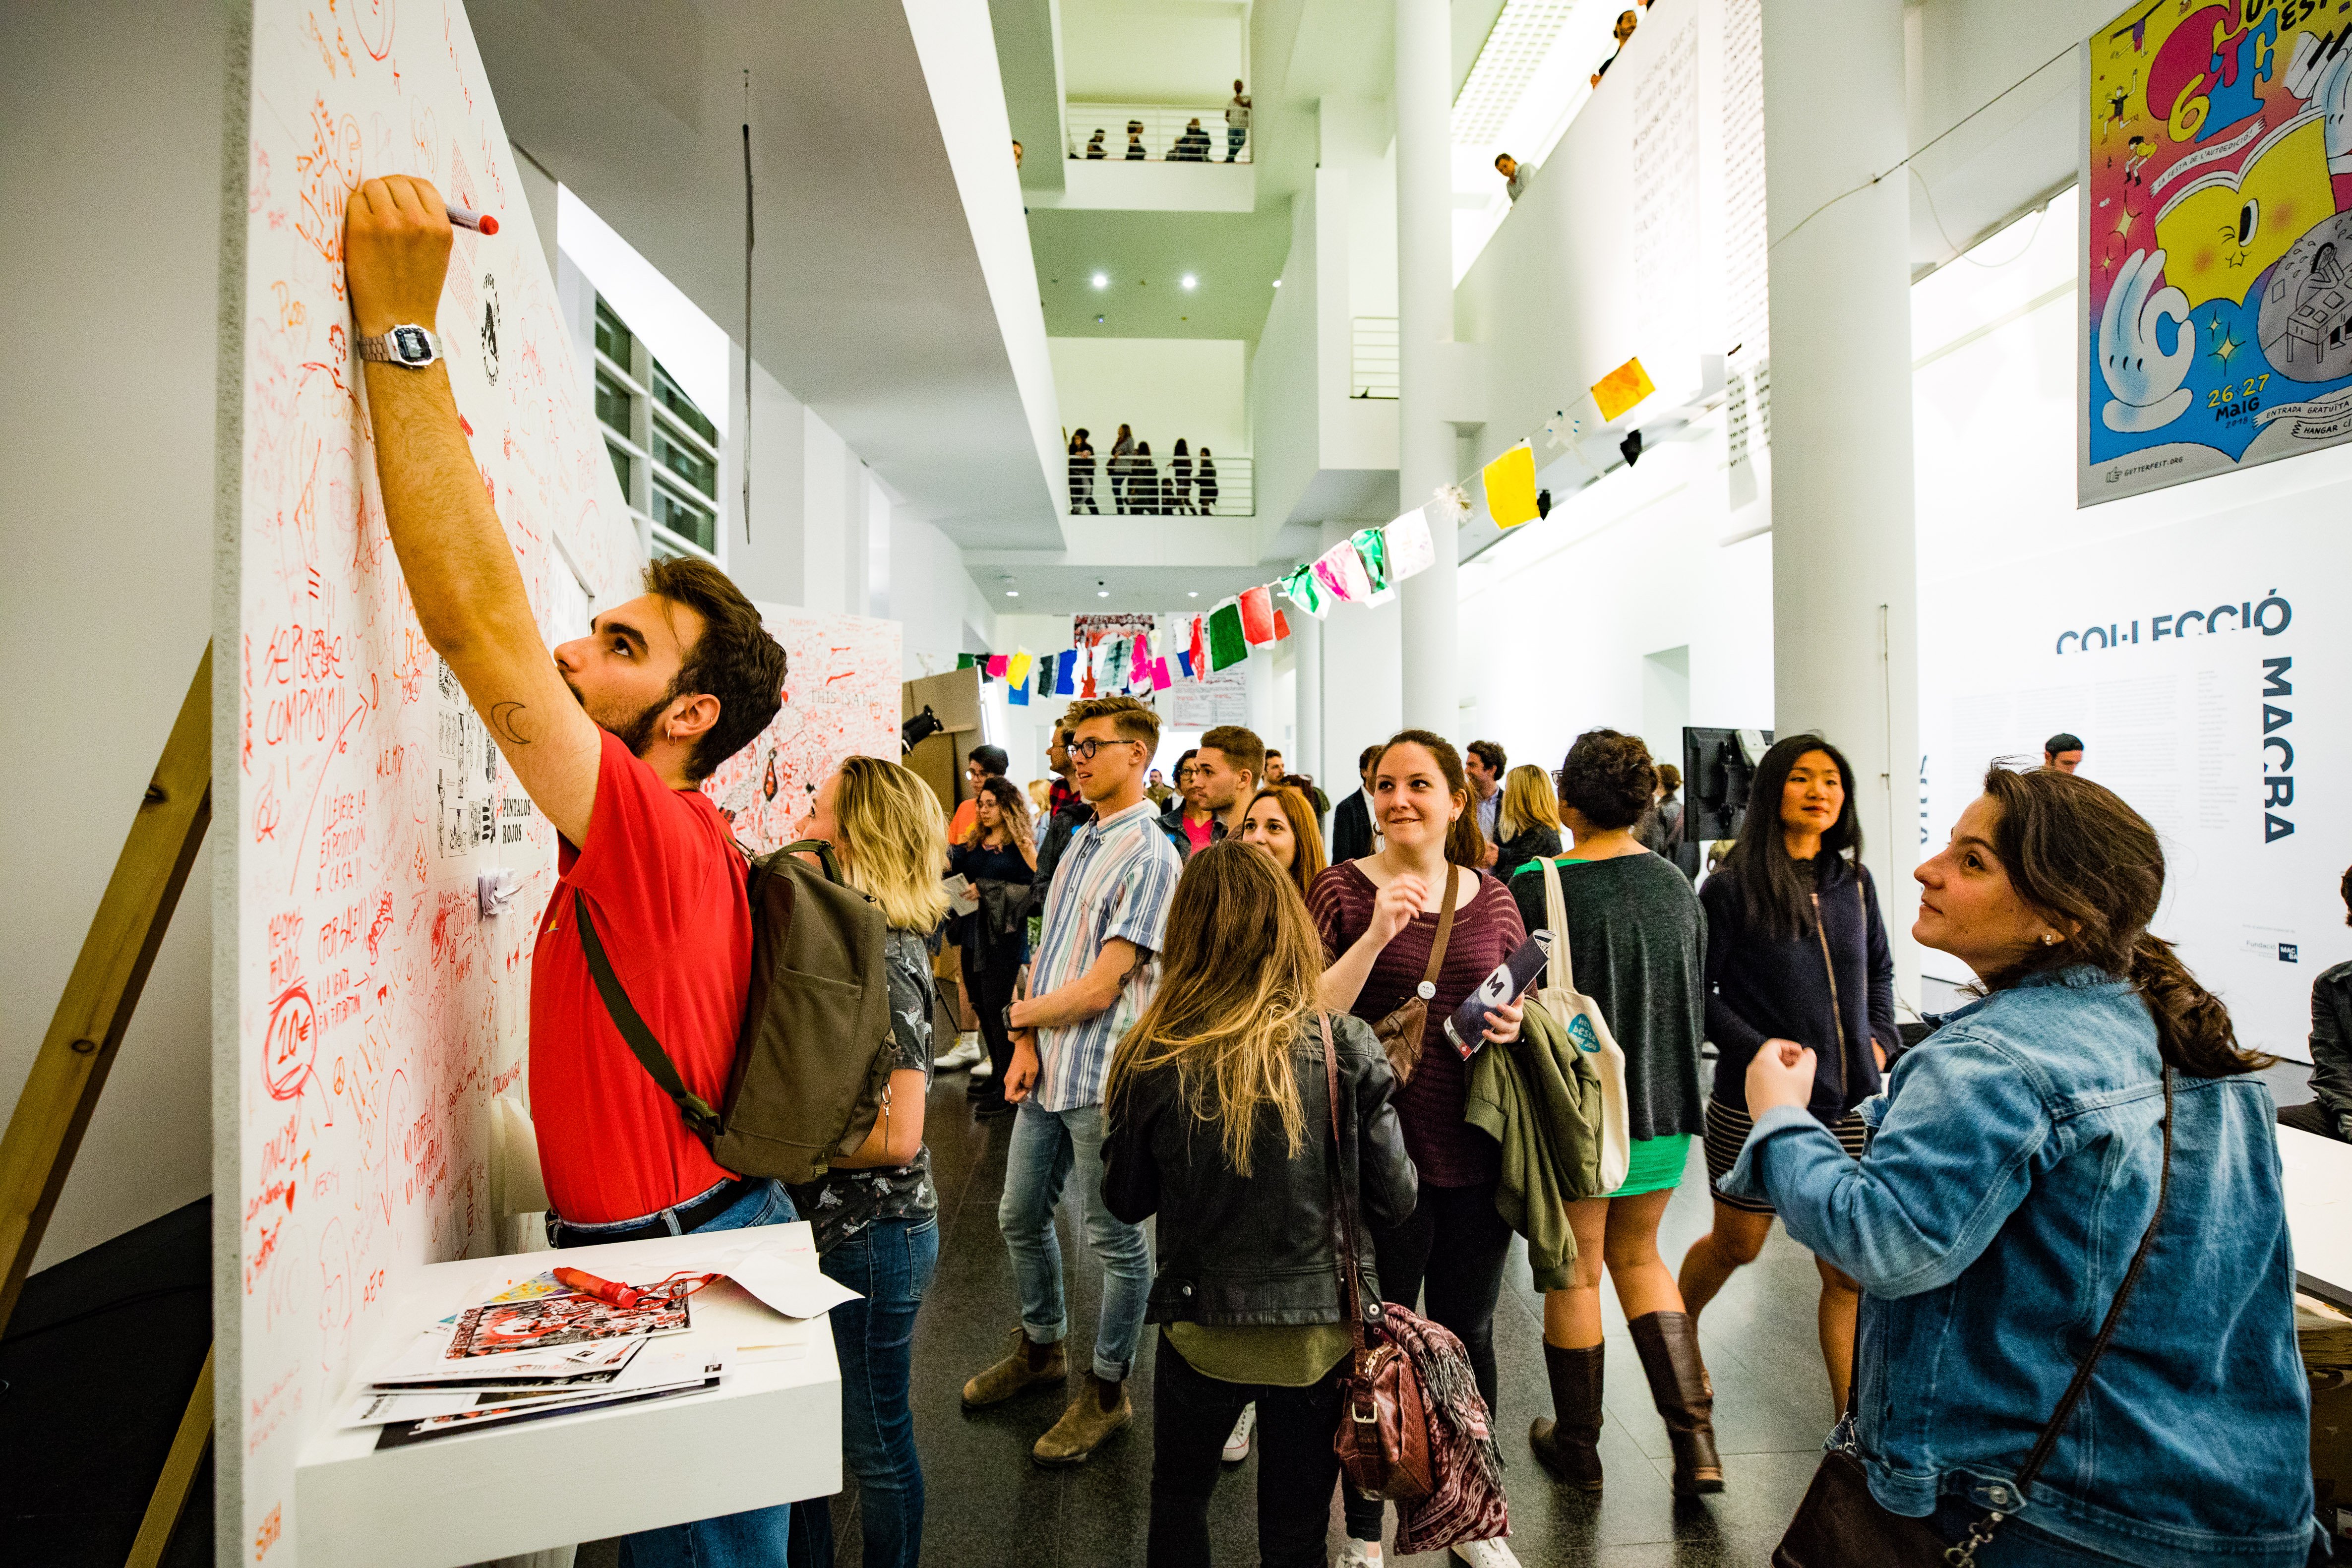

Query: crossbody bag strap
<box><xmin>2011</xmin><ymin>1068</ymin><xmax>2175</xmax><ymax>1498</ymax></box>
<box><xmin>1422</xmin><ymin>864</ymin><xmax>1460</xmax><ymax>988</ymax></box>
<box><xmin>1540</xmin><ymin>853</ymin><xmax>1573</xmax><ymax>990</ymax></box>
<box><xmin>572</xmin><ymin>891</ymin><xmax>722</xmax><ymax>1135</ymax></box>
<box><xmin>1319</xmin><ymin>1012</ymin><xmax>1372</xmax><ymax>1365</ymax></box>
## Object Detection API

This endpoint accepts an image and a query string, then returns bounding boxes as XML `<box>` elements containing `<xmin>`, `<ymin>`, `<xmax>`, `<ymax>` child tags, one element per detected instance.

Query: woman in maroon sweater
<box><xmin>1308</xmin><ymin>730</ymin><xmax>1526</xmax><ymax>1568</ymax></box>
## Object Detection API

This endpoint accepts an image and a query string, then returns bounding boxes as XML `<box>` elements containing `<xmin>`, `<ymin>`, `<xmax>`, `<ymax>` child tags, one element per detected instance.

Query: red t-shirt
<box><xmin>530</xmin><ymin>731</ymin><xmax>749</xmax><ymax>1223</ymax></box>
<box><xmin>1182</xmin><ymin>813</ymin><xmax>1215</xmax><ymax>853</ymax></box>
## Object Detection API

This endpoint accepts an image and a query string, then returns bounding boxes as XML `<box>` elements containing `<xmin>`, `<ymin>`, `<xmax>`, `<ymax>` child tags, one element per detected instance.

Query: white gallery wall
<box><xmin>1049</xmin><ymin>336</ymin><xmax>1251</xmax><ymax>469</ymax></box>
<box><xmin>1914</xmin><ymin>188</ymin><xmax>2350</xmax><ymax>1062</ymax></box>
<box><xmin>0</xmin><ymin>0</ymin><xmax>227</xmax><ymax>1269</ymax></box>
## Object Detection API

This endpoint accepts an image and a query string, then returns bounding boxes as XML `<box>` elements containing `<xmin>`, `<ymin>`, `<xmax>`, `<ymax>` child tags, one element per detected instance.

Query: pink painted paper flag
<box><xmin>985</xmin><ymin>654</ymin><xmax>1010</xmax><ymax>678</ymax></box>
<box><xmin>1151</xmin><ymin>657</ymin><xmax>1173</xmax><ymax>692</ymax></box>
<box><xmin>1314</xmin><ymin>540</ymin><xmax>1373</xmax><ymax>603</ymax></box>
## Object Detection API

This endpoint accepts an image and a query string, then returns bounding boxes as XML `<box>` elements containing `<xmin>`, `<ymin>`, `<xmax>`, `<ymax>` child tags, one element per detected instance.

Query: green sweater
<box><xmin>1464</xmin><ymin>1000</ymin><xmax>1607</xmax><ymax>1292</ymax></box>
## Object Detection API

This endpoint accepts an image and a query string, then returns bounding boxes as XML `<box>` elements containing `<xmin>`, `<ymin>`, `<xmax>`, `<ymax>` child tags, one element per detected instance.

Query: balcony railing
<box><xmin>1351</xmin><ymin>317</ymin><xmax>1399</xmax><ymax>400</ymax></box>
<box><xmin>1066</xmin><ymin>102</ymin><xmax>1253</xmax><ymax>165</ymax></box>
<box><xmin>1067</xmin><ymin>452</ymin><xmax>1253</xmax><ymax>517</ymax></box>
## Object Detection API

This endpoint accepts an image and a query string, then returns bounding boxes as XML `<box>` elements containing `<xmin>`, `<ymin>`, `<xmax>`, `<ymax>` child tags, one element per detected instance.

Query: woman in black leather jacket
<box><xmin>1103</xmin><ymin>839</ymin><xmax>1416</xmax><ymax>1568</ymax></box>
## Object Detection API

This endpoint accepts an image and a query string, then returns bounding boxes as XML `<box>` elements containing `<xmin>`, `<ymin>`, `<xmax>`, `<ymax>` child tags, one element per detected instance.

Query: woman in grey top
<box><xmin>1508</xmin><ymin>729</ymin><xmax>1714</xmax><ymax>1498</ymax></box>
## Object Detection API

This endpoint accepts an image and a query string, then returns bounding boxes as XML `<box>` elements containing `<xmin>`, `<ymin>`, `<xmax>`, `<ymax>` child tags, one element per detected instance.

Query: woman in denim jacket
<box><xmin>1727</xmin><ymin>766</ymin><xmax>2317</xmax><ymax>1566</ymax></box>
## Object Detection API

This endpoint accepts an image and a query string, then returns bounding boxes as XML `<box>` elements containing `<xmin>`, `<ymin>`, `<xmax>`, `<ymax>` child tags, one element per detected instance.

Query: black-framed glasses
<box><xmin>1070</xmin><ymin>736</ymin><xmax>1142</xmax><ymax>761</ymax></box>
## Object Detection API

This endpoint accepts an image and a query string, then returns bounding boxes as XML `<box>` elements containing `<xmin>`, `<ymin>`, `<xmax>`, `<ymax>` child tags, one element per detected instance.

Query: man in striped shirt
<box><xmin>961</xmin><ymin>695</ymin><xmax>1180</xmax><ymax>1464</ymax></box>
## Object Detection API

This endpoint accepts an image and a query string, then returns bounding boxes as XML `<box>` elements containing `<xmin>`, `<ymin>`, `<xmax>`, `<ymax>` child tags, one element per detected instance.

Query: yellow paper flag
<box><xmin>1007</xmin><ymin>649</ymin><xmax>1033</xmax><ymax>686</ymax></box>
<box><xmin>1482</xmin><ymin>443</ymin><xmax>1541</xmax><ymax>530</ymax></box>
<box><xmin>1591</xmin><ymin>357</ymin><xmax>1656</xmax><ymax>423</ymax></box>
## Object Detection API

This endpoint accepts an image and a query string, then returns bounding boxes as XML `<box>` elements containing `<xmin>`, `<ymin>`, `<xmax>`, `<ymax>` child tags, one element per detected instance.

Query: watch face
<box><xmin>391</xmin><ymin>325</ymin><xmax>433</xmax><ymax>363</ymax></box>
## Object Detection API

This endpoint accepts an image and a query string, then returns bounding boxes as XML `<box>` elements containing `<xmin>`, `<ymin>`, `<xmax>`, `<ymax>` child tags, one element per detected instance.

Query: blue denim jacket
<box><xmin>1724</xmin><ymin>966</ymin><xmax>2316</xmax><ymax>1565</ymax></box>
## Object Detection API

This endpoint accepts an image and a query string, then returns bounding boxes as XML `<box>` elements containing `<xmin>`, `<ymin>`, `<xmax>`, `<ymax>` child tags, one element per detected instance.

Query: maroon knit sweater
<box><xmin>1308</xmin><ymin>861</ymin><xmax>1525</xmax><ymax>1189</ymax></box>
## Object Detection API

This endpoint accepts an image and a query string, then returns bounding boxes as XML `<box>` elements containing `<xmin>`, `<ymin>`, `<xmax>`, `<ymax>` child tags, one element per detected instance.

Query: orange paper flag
<box><xmin>1591</xmin><ymin>357</ymin><xmax>1655</xmax><ymax>423</ymax></box>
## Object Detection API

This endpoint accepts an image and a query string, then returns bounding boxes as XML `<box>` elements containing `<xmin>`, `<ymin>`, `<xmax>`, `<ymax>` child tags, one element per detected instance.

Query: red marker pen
<box><xmin>553</xmin><ymin>1266</ymin><xmax>646</xmax><ymax>1308</ymax></box>
<box><xmin>446</xmin><ymin>202</ymin><xmax>501</xmax><ymax>236</ymax></box>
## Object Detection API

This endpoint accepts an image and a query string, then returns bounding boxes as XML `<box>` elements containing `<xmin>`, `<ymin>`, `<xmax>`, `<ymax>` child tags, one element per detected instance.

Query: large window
<box><xmin>589</xmin><ymin>293</ymin><xmax>724</xmax><ymax>563</ymax></box>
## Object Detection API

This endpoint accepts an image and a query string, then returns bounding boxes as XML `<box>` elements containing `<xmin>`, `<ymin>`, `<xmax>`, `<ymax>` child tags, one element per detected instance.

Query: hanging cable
<box><xmin>743</xmin><ymin>68</ymin><xmax>754</xmax><ymax>544</ymax></box>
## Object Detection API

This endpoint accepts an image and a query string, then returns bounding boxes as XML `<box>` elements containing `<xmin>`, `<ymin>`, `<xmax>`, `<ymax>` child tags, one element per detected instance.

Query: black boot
<box><xmin>1527</xmin><ymin>1341</ymin><xmax>1606</xmax><ymax>1492</ymax></box>
<box><xmin>1628</xmin><ymin>1311</ymin><xmax>1723</xmax><ymax>1495</ymax></box>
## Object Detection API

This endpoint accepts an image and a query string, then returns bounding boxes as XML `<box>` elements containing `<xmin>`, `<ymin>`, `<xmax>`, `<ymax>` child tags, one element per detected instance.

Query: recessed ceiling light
<box><xmin>1272</xmin><ymin>279</ymin><xmax>1281</xmax><ymax>288</ymax></box>
<box><xmin>1188</xmin><ymin>591</ymin><xmax>1199</xmax><ymax>598</ymax></box>
<box><xmin>1181</xmin><ymin>274</ymin><xmax>1197</xmax><ymax>290</ymax></box>
<box><xmin>1091</xmin><ymin>272</ymin><xmax>1108</xmax><ymax>289</ymax></box>
<box><xmin>1097</xmin><ymin>589</ymin><xmax>1110</xmax><ymax>598</ymax></box>
<box><xmin>1005</xmin><ymin>590</ymin><xmax>1019</xmax><ymax>598</ymax></box>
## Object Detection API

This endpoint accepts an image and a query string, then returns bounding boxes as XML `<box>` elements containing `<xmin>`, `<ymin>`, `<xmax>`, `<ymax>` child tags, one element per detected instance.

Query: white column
<box><xmin>1394</xmin><ymin>0</ymin><xmax>1456</xmax><ymax>735</ymax></box>
<box><xmin>1762</xmin><ymin>0</ymin><xmax>1921</xmax><ymax>994</ymax></box>
<box><xmin>1294</xmin><ymin>609</ymin><xmax>1324</xmax><ymax>786</ymax></box>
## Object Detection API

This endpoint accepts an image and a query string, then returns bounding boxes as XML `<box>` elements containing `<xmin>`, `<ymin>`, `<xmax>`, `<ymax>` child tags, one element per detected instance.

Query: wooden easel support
<box><xmin>0</xmin><ymin>646</ymin><xmax>214</xmax><ymax>1565</ymax></box>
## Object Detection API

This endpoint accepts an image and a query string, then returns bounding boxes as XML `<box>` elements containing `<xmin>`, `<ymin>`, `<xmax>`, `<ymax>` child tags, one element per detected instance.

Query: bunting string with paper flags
<box><xmin>1207</xmin><ymin>600</ymin><xmax>1248</xmax><ymax>671</ymax></box>
<box><xmin>1238</xmin><ymin>585</ymin><xmax>1277</xmax><ymax>646</ymax></box>
<box><xmin>1278</xmin><ymin>563</ymin><xmax>1330</xmax><ymax>618</ymax></box>
<box><xmin>1385</xmin><ymin>505</ymin><xmax>1435</xmax><ymax>582</ymax></box>
<box><xmin>1313</xmin><ymin>538</ymin><xmax>1374</xmax><ymax>603</ymax></box>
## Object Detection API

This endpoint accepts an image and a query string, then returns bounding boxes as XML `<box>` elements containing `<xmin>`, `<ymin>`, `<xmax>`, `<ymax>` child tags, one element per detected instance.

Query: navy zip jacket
<box><xmin>1699</xmin><ymin>856</ymin><xmax>1896</xmax><ymax>1121</ymax></box>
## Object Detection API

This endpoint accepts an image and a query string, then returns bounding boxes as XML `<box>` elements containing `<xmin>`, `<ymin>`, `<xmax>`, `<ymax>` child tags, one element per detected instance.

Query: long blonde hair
<box><xmin>831</xmin><ymin>756</ymin><xmax>952</xmax><ymax>931</ymax></box>
<box><xmin>1105</xmin><ymin>839</ymin><xmax>1323</xmax><ymax>1176</ymax></box>
<box><xmin>1499</xmin><ymin>762</ymin><xmax>1563</xmax><ymax>842</ymax></box>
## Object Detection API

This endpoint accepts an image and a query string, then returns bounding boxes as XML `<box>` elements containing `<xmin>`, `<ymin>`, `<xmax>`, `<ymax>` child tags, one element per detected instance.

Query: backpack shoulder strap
<box><xmin>572</xmin><ymin>890</ymin><xmax>722</xmax><ymax>1136</ymax></box>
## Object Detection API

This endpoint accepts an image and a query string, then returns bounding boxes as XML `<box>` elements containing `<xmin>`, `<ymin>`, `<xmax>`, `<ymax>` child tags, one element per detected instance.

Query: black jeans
<box><xmin>1341</xmin><ymin>1176</ymin><xmax>1510</xmax><ymax>1542</ymax></box>
<box><xmin>961</xmin><ymin>942</ymin><xmax>1020</xmax><ymax>1101</ymax></box>
<box><xmin>1150</xmin><ymin>1332</ymin><xmax>1344</xmax><ymax>1568</ymax></box>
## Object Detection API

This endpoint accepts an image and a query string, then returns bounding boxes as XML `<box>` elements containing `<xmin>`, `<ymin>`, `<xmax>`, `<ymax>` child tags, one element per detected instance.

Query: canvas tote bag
<box><xmin>1537</xmin><ymin>855</ymin><xmax>1630</xmax><ymax>1191</ymax></box>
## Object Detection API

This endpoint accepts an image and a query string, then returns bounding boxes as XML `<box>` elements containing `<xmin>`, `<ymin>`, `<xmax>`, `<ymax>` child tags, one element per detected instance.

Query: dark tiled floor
<box><xmin>592</xmin><ymin>1061</ymin><xmax>1854</xmax><ymax>1567</ymax></box>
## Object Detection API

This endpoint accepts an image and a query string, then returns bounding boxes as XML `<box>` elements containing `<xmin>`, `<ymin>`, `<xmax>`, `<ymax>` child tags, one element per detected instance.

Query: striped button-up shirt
<box><xmin>1028</xmin><ymin>796</ymin><xmax>1182</xmax><ymax>1111</ymax></box>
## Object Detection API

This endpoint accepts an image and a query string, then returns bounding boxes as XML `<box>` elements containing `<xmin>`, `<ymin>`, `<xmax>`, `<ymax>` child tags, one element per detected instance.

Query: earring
<box><xmin>2041</xmin><ymin>933</ymin><xmax>2059</xmax><ymax>945</ymax></box>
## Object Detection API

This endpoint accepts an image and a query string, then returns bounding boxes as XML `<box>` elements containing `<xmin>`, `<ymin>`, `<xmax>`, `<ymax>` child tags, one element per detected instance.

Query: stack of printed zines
<box><xmin>346</xmin><ymin>1273</ymin><xmax>723</xmax><ymax>1449</ymax></box>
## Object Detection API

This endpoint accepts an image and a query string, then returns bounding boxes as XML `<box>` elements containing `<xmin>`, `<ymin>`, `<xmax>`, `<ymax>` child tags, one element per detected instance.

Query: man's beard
<box><xmin>569</xmin><ymin>674</ymin><xmax>672</xmax><ymax>760</ymax></box>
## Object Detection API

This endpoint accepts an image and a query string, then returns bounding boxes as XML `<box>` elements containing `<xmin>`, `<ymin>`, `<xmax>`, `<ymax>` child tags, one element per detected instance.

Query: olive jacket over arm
<box><xmin>1101</xmin><ymin>1012</ymin><xmax>1415</xmax><ymax>1329</ymax></box>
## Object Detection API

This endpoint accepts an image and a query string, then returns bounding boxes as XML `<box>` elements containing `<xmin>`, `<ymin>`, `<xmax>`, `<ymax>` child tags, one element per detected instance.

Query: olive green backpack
<box><xmin>573</xmin><ymin>839</ymin><xmax>895</xmax><ymax>1186</ymax></box>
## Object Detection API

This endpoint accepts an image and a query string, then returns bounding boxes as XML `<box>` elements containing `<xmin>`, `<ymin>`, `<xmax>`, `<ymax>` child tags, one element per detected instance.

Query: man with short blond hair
<box><xmin>967</xmin><ymin>694</ymin><xmax>1178</xmax><ymax>1465</ymax></box>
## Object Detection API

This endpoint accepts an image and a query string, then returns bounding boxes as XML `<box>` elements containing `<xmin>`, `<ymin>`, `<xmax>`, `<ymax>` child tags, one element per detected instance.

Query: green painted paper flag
<box><xmin>1351</xmin><ymin>528</ymin><xmax>1394</xmax><ymax>604</ymax></box>
<box><xmin>1207</xmin><ymin>602</ymin><xmax>1248</xmax><ymax>670</ymax></box>
<box><xmin>1281</xmin><ymin>564</ymin><xmax>1329</xmax><ymax>618</ymax></box>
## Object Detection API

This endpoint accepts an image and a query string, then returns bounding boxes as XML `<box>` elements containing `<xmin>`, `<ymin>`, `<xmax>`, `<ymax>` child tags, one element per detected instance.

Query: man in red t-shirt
<box><xmin>347</xmin><ymin>177</ymin><xmax>793</xmax><ymax>1565</ymax></box>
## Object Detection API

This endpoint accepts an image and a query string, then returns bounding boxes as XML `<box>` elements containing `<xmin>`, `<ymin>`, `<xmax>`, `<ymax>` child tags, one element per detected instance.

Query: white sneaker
<box><xmin>969</xmin><ymin>1054</ymin><xmax>995</xmax><ymax>1081</ymax></box>
<box><xmin>1221</xmin><ymin>1400</ymin><xmax>1255</xmax><ymax>1462</ymax></box>
<box><xmin>933</xmin><ymin>1032</ymin><xmax>983</xmax><ymax>1071</ymax></box>
<box><xmin>1334</xmin><ymin>1540</ymin><xmax>1384</xmax><ymax>1568</ymax></box>
<box><xmin>1451</xmin><ymin>1539</ymin><xmax>1521</xmax><ymax>1568</ymax></box>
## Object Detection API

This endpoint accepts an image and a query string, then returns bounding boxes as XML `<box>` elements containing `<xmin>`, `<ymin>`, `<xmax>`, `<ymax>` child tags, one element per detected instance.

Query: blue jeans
<box><xmin>796</xmin><ymin>1217</ymin><xmax>939</xmax><ymax>1568</ymax></box>
<box><xmin>1225</xmin><ymin>125</ymin><xmax>1246</xmax><ymax>160</ymax></box>
<box><xmin>607</xmin><ymin>1179</ymin><xmax>800</xmax><ymax>1568</ymax></box>
<box><xmin>997</xmin><ymin>1102</ymin><xmax>1152</xmax><ymax>1381</ymax></box>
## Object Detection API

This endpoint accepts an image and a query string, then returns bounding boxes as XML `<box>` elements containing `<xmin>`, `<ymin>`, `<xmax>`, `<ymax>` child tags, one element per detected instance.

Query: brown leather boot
<box><xmin>1628</xmin><ymin>1311</ymin><xmax>1723</xmax><ymax>1495</ymax></box>
<box><xmin>1031</xmin><ymin>1372</ymin><xmax>1132</xmax><ymax>1465</ymax></box>
<box><xmin>961</xmin><ymin>1327</ymin><xmax>1066</xmax><ymax>1409</ymax></box>
<box><xmin>1527</xmin><ymin>1340</ymin><xmax>1606</xmax><ymax>1492</ymax></box>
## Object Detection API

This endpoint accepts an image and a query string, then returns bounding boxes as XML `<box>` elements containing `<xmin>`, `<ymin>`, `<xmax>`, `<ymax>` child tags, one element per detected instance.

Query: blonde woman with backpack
<box><xmin>790</xmin><ymin>756</ymin><xmax>952</xmax><ymax>1568</ymax></box>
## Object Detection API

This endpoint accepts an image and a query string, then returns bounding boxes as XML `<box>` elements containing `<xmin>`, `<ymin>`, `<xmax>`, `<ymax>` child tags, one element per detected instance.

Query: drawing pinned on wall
<box><xmin>222</xmin><ymin>0</ymin><xmax>642</xmax><ymax>1559</ymax></box>
<box><xmin>2082</xmin><ymin>0</ymin><xmax>2352</xmax><ymax>503</ymax></box>
<box><xmin>700</xmin><ymin>606</ymin><xmax>903</xmax><ymax>854</ymax></box>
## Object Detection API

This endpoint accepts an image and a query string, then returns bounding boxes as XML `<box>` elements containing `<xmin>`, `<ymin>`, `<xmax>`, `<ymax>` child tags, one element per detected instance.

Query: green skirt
<box><xmin>1607</xmin><ymin>1133</ymin><xmax>1690</xmax><ymax>1198</ymax></box>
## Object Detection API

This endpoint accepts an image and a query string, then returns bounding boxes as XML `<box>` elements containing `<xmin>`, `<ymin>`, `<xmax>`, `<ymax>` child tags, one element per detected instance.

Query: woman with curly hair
<box><xmin>1507</xmin><ymin>729</ymin><xmax>1713</xmax><ymax>1496</ymax></box>
<box><xmin>951</xmin><ymin>775</ymin><xmax>1036</xmax><ymax>1116</ymax></box>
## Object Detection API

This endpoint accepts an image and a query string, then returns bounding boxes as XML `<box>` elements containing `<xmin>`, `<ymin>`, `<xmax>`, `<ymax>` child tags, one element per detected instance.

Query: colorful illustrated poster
<box><xmin>2082</xmin><ymin>2</ymin><xmax>2352</xmax><ymax>503</ymax></box>
<box><xmin>701</xmin><ymin>606</ymin><xmax>903</xmax><ymax>853</ymax></box>
<box><xmin>222</xmin><ymin>0</ymin><xmax>640</xmax><ymax>1558</ymax></box>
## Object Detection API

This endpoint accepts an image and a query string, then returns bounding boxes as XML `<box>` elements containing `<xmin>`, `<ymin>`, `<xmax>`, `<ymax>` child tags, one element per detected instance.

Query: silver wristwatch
<box><xmin>357</xmin><ymin>324</ymin><xmax>442</xmax><ymax>367</ymax></box>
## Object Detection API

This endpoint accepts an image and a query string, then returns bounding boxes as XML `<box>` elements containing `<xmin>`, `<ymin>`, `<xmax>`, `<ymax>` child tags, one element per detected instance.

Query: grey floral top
<box><xmin>786</xmin><ymin>927</ymin><xmax>937</xmax><ymax>1255</ymax></box>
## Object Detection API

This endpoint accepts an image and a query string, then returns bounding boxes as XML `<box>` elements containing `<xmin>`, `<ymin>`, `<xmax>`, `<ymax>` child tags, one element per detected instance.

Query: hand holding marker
<box><xmin>446</xmin><ymin>202</ymin><xmax>499</xmax><ymax>235</ymax></box>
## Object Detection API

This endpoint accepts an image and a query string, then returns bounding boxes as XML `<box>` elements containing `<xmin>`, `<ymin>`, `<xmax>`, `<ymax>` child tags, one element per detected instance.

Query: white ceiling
<box><xmin>472</xmin><ymin>0</ymin><xmax>1065</xmax><ymax>551</ymax></box>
